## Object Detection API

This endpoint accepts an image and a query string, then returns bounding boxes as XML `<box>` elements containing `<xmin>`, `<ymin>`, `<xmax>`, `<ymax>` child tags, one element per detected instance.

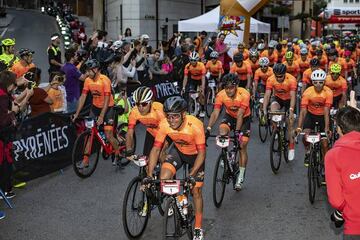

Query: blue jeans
<box><xmin>67</xmin><ymin>100</ymin><xmax>78</xmax><ymax>113</ymax></box>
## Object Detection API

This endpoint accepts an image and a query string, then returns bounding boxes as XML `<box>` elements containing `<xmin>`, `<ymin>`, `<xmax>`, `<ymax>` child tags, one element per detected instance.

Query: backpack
<box><xmin>172</xmin><ymin>54</ymin><xmax>188</xmax><ymax>82</ymax></box>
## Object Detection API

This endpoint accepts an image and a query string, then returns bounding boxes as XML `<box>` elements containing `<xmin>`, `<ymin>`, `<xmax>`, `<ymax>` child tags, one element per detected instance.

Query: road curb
<box><xmin>0</xmin><ymin>14</ymin><xmax>14</xmax><ymax>28</ymax></box>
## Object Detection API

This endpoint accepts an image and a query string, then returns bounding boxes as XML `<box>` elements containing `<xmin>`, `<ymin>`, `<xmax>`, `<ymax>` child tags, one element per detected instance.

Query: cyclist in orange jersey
<box><xmin>146</xmin><ymin>96</ymin><xmax>206</xmax><ymax>240</ymax></box>
<box><xmin>263</xmin><ymin>63</ymin><xmax>297</xmax><ymax>161</ymax></box>
<box><xmin>253</xmin><ymin>57</ymin><xmax>273</xmax><ymax>98</ymax></box>
<box><xmin>10</xmin><ymin>48</ymin><xmax>36</xmax><ymax>78</ymax></box>
<box><xmin>246</xmin><ymin>48</ymin><xmax>260</xmax><ymax>76</ymax></box>
<box><xmin>233</xmin><ymin>43</ymin><xmax>249</xmax><ymax>60</ymax></box>
<box><xmin>230</xmin><ymin>53</ymin><xmax>252</xmax><ymax>89</ymax></box>
<box><xmin>302</xmin><ymin>58</ymin><xmax>321</xmax><ymax>94</ymax></box>
<box><xmin>260</xmin><ymin>41</ymin><xmax>278</xmax><ymax>67</ymax></box>
<box><xmin>315</xmin><ymin>48</ymin><xmax>328</xmax><ymax>72</ymax></box>
<box><xmin>296</xmin><ymin>48</ymin><xmax>311</xmax><ymax>76</ymax></box>
<box><xmin>296</xmin><ymin>69</ymin><xmax>333</xmax><ymax>167</ymax></box>
<box><xmin>283</xmin><ymin>51</ymin><xmax>300</xmax><ymax>81</ymax></box>
<box><xmin>327</xmin><ymin>48</ymin><xmax>348</xmax><ymax>79</ymax></box>
<box><xmin>206</xmin><ymin>73</ymin><xmax>251</xmax><ymax>191</ymax></box>
<box><xmin>205</xmin><ymin>51</ymin><xmax>224</xmax><ymax>84</ymax></box>
<box><xmin>325</xmin><ymin>63</ymin><xmax>347</xmax><ymax>109</ymax></box>
<box><xmin>73</xmin><ymin>59</ymin><xmax>118</xmax><ymax>168</ymax></box>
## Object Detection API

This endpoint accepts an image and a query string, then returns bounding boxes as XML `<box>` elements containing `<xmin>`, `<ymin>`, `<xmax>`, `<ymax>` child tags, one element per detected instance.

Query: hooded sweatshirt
<box><xmin>325</xmin><ymin>131</ymin><xmax>360</xmax><ymax>235</ymax></box>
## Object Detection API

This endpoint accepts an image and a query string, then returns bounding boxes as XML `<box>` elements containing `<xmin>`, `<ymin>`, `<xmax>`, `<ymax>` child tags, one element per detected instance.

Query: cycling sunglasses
<box><xmin>166</xmin><ymin>113</ymin><xmax>181</xmax><ymax>121</ymax></box>
<box><xmin>224</xmin><ymin>84</ymin><xmax>237</xmax><ymax>90</ymax></box>
<box><xmin>312</xmin><ymin>81</ymin><xmax>324</xmax><ymax>85</ymax></box>
<box><xmin>275</xmin><ymin>74</ymin><xmax>285</xmax><ymax>79</ymax></box>
<box><xmin>136</xmin><ymin>101</ymin><xmax>150</xmax><ymax>107</ymax></box>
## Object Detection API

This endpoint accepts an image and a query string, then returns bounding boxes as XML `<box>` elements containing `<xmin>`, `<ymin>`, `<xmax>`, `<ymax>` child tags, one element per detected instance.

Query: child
<box><xmin>161</xmin><ymin>56</ymin><xmax>173</xmax><ymax>74</ymax></box>
<box><xmin>47</xmin><ymin>72</ymin><xmax>66</xmax><ymax>113</ymax></box>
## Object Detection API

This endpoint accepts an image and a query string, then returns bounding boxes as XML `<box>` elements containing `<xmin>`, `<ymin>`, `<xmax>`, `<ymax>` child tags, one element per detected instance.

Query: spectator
<box><xmin>172</xmin><ymin>44</ymin><xmax>190</xmax><ymax>88</ymax></box>
<box><xmin>0</xmin><ymin>71</ymin><xmax>33</xmax><ymax>203</ymax></box>
<box><xmin>174</xmin><ymin>37</ymin><xmax>185</xmax><ymax>57</ymax></box>
<box><xmin>215</xmin><ymin>33</ymin><xmax>230</xmax><ymax>67</ymax></box>
<box><xmin>204</xmin><ymin>40</ymin><xmax>215</xmax><ymax>62</ymax></box>
<box><xmin>161</xmin><ymin>56</ymin><xmax>173</xmax><ymax>74</ymax></box>
<box><xmin>193</xmin><ymin>31</ymin><xmax>207</xmax><ymax>57</ymax></box>
<box><xmin>46</xmin><ymin>72</ymin><xmax>66</xmax><ymax>113</ymax></box>
<box><xmin>61</xmin><ymin>48</ymin><xmax>87</xmax><ymax>113</ymax></box>
<box><xmin>109</xmin><ymin>52</ymin><xmax>137</xmax><ymax>86</ymax></box>
<box><xmin>325</xmin><ymin>106</ymin><xmax>360</xmax><ymax>239</ymax></box>
<box><xmin>140</xmin><ymin>34</ymin><xmax>152</xmax><ymax>54</ymax></box>
<box><xmin>27</xmin><ymin>68</ymin><xmax>52</xmax><ymax>117</ymax></box>
<box><xmin>123</xmin><ymin>28</ymin><xmax>132</xmax><ymax>42</ymax></box>
<box><xmin>47</xmin><ymin>33</ymin><xmax>63</xmax><ymax>80</ymax></box>
<box><xmin>147</xmin><ymin>49</ymin><xmax>166</xmax><ymax>78</ymax></box>
<box><xmin>133</xmin><ymin>40</ymin><xmax>149</xmax><ymax>84</ymax></box>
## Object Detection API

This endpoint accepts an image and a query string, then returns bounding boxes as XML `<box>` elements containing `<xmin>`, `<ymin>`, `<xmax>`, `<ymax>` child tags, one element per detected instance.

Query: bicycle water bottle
<box><xmin>177</xmin><ymin>194</ymin><xmax>188</xmax><ymax>215</ymax></box>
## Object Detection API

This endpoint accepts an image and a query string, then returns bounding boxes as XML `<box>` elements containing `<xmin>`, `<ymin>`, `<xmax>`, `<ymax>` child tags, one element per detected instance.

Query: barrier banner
<box><xmin>10</xmin><ymin>112</ymin><xmax>77</xmax><ymax>182</ymax></box>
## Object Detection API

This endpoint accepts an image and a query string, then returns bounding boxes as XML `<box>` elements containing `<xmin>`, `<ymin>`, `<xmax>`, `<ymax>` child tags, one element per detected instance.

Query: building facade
<box><xmin>105</xmin><ymin>0</ymin><xmax>205</xmax><ymax>46</ymax></box>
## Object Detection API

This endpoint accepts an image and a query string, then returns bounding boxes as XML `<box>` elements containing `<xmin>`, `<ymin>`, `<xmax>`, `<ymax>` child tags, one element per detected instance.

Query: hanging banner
<box><xmin>9</xmin><ymin>112</ymin><xmax>77</xmax><ymax>182</ymax></box>
<box><xmin>219</xmin><ymin>15</ymin><xmax>245</xmax><ymax>36</ymax></box>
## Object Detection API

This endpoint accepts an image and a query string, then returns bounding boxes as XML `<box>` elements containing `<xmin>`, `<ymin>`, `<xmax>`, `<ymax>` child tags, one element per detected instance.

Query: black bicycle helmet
<box><xmin>315</xmin><ymin>49</ymin><xmax>323</xmax><ymax>55</ymax></box>
<box><xmin>273</xmin><ymin>63</ymin><xmax>287</xmax><ymax>75</ymax></box>
<box><xmin>233</xmin><ymin>53</ymin><xmax>243</xmax><ymax>63</ymax></box>
<box><xmin>310</xmin><ymin>58</ymin><xmax>320</xmax><ymax>67</ymax></box>
<box><xmin>328</xmin><ymin>48</ymin><xmax>338</xmax><ymax>56</ymax></box>
<box><xmin>222</xmin><ymin>73</ymin><xmax>239</xmax><ymax>86</ymax></box>
<box><xmin>163</xmin><ymin>96</ymin><xmax>187</xmax><ymax>113</ymax></box>
<box><xmin>83</xmin><ymin>59</ymin><xmax>100</xmax><ymax>70</ymax></box>
<box><xmin>19</xmin><ymin>48</ymin><xmax>34</xmax><ymax>57</ymax></box>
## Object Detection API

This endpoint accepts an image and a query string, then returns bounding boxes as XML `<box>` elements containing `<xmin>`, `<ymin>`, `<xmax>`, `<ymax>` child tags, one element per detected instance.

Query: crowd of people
<box><xmin>0</xmin><ymin>14</ymin><xmax>360</xmax><ymax>238</ymax></box>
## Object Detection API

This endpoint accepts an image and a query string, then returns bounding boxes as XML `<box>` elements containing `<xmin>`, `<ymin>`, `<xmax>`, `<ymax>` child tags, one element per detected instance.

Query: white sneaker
<box><xmin>234</xmin><ymin>175</ymin><xmax>244</xmax><ymax>191</ymax></box>
<box><xmin>193</xmin><ymin>228</ymin><xmax>204</xmax><ymax>240</ymax></box>
<box><xmin>288</xmin><ymin>149</ymin><xmax>295</xmax><ymax>161</ymax></box>
<box><xmin>199</xmin><ymin>111</ymin><xmax>205</xmax><ymax>118</ymax></box>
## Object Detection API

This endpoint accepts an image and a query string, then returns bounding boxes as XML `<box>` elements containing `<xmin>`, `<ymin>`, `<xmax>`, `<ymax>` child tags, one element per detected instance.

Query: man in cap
<box><xmin>47</xmin><ymin>33</ymin><xmax>63</xmax><ymax>81</ymax></box>
<box><xmin>0</xmin><ymin>38</ymin><xmax>18</xmax><ymax>68</ymax></box>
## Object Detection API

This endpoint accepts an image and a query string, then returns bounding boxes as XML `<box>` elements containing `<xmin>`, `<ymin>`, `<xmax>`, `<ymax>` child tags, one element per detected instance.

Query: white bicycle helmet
<box><xmin>189</xmin><ymin>51</ymin><xmax>200</xmax><ymax>61</ymax></box>
<box><xmin>257</xmin><ymin>43</ymin><xmax>265</xmax><ymax>51</ymax></box>
<box><xmin>259</xmin><ymin>57</ymin><xmax>270</xmax><ymax>67</ymax></box>
<box><xmin>112</xmin><ymin>40</ymin><xmax>123</xmax><ymax>50</ymax></box>
<box><xmin>311</xmin><ymin>69</ymin><xmax>327</xmax><ymax>82</ymax></box>
<box><xmin>268</xmin><ymin>40</ymin><xmax>277</xmax><ymax>48</ymax></box>
<box><xmin>300</xmin><ymin>48</ymin><xmax>308</xmax><ymax>55</ymax></box>
<box><xmin>210</xmin><ymin>51</ymin><xmax>219</xmax><ymax>59</ymax></box>
<box><xmin>133</xmin><ymin>86</ymin><xmax>153</xmax><ymax>103</ymax></box>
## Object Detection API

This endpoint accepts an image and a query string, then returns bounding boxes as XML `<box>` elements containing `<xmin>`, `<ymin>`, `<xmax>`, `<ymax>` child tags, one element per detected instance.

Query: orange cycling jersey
<box><xmin>301</xmin><ymin>86</ymin><xmax>333</xmax><ymax>115</ymax></box>
<box><xmin>214</xmin><ymin>87</ymin><xmax>251</xmax><ymax>118</ymax></box>
<box><xmin>318</xmin><ymin>55</ymin><xmax>328</xmax><ymax>70</ymax></box>
<box><xmin>261</xmin><ymin>50</ymin><xmax>278</xmax><ymax>65</ymax></box>
<box><xmin>184</xmin><ymin>62</ymin><xmax>206</xmax><ymax>81</ymax></box>
<box><xmin>233</xmin><ymin>49</ymin><xmax>249</xmax><ymax>60</ymax></box>
<box><xmin>254</xmin><ymin>67</ymin><xmax>273</xmax><ymax>85</ymax></box>
<box><xmin>328</xmin><ymin>58</ymin><xmax>347</xmax><ymax>77</ymax></box>
<box><xmin>325</xmin><ymin>75</ymin><xmax>347</xmax><ymax>98</ymax></box>
<box><xmin>205</xmin><ymin>60</ymin><xmax>224</xmax><ymax>77</ymax></box>
<box><xmin>153</xmin><ymin>115</ymin><xmax>206</xmax><ymax>155</ymax></box>
<box><xmin>82</xmin><ymin>73</ymin><xmax>114</xmax><ymax>108</ymax></box>
<box><xmin>296</xmin><ymin>58</ymin><xmax>310</xmax><ymax>74</ymax></box>
<box><xmin>302</xmin><ymin>68</ymin><xmax>313</xmax><ymax>85</ymax></box>
<box><xmin>128</xmin><ymin>102</ymin><xmax>165</xmax><ymax>137</ymax></box>
<box><xmin>245</xmin><ymin>59</ymin><xmax>259</xmax><ymax>74</ymax></box>
<box><xmin>230</xmin><ymin>62</ymin><xmax>252</xmax><ymax>81</ymax></box>
<box><xmin>293</xmin><ymin>45</ymin><xmax>300</xmax><ymax>55</ymax></box>
<box><xmin>10</xmin><ymin>62</ymin><xmax>35</xmax><ymax>78</ymax></box>
<box><xmin>266</xmin><ymin>73</ymin><xmax>297</xmax><ymax>101</ymax></box>
<box><xmin>345</xmin><ymin>59</ymin><xmax>356</xmax><ymax>74</ymax></box>
<box><xmin>283</xmin><ymin>61</ymin><xmax>300</xmax><ymax>78</ymax></box>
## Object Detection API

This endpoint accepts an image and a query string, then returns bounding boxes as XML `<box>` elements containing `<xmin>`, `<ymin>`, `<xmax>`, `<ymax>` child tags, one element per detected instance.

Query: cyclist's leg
<box><xmin>81</xmin><ymin>108</ymin><xmax>97</xmax><ymax>166</ymax></box>
<box><xmin>178</xmin><ymin>150</ymin><xmax>205</xmax><ymax>231</ymax></box>
<box><xmin>269</xmin><ymin>97</ymin><xmax>281</xmax><ymax>129</ymax></box>
<box><xmin>237</xmin><ymin>116</ymin><xmax>250</xmax><ymax>187</ymax></box>
<box><xmin>143</xmin><ymin>131</ymin><xmax>155</xmax><ymax>156</ymax></box>
<box><xmin>283</xmin><ymin>100</ymin><xmax>295</xmax><ymax>159</ymax></box>
<box><xmin>103</xmin><ymin>108</ymin><xmax>120</xmax><ymax>154</ymax></box>
<box><xmin>219</xmin><ymin>113</ymin><xmax>232</xmax><ymax>136</ymax></box>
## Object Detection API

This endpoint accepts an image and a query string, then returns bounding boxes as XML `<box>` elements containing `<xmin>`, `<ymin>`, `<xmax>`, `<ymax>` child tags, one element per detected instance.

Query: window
<box><xmin>344</xmin><ymin>0</ymin><xmax>347</xmax><ymax>3</ymax></box>
<box><xmin>349</xmin><ymin>0</ymin><xmax>353</xmax><ymax>2</ymax></box>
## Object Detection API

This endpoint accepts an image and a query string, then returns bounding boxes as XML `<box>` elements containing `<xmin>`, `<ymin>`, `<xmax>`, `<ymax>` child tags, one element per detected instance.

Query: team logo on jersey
<box><xmin>174</xmin><ymin>140</ymin><xmax>190</xmax><ymax>147</ymax></box>
<box><xmin>313</xmin><ymin>102</ymin><xmax>324</xmax><ymax>108</ymax></box>
<box><xmin>229</xmin><ymin>106</ymin><xmax>239</xmax><ymax>112</ymax></box>
<box><xmin>92</xmin><ymin>90</ymin><xmax>102</xmax><ymax>97</ymax></box>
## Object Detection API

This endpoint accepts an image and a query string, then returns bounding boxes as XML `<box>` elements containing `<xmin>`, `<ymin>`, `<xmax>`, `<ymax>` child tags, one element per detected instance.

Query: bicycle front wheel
<box><xmin>212</xmin><ymin>152</ymin><xmax>227</xmax><ymax>208</ymax></box>
<box><xmin>72</xmin><ymin>130</ymin><xmax>100</xmax><ymax>178</ymax></box>
<box><xmin>122</xmin><ymin>176</ymin><xmax>149</xmax><ymax>239</ymax></box>
<box><xmin>269</xmin><ymin>129</ymin><xmax>282</xmax><ymax>174</ymax></box>
<box><xmin>206</xmin><ymin>88</ymin><xmax>214</xmax><ymax>117</ymax></box>
<box><xmin>308</xmin><ymin>149</ymin><xmax>317</xmax><ymax>204</ymax></box>
<box><xmin>258</xmin><ymin>119</ymin><xmax>268</xmax><ymax>143</ymax></box>
<box><xmin>163</xmin><ymin>197</ymin><xmax>181</xmax><ymax>240</ymax></box>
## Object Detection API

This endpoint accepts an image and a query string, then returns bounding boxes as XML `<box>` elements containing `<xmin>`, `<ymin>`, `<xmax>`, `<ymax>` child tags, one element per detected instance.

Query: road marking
<box><xmin>0</xmin><ymin>27</ymin><xmax>8</xmax><ymax>38</ymax></box>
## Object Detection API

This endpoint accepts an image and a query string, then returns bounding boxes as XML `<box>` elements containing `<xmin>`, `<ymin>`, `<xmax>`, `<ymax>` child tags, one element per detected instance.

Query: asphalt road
<box><xmin>2</xmin><ymin>9</ymin><xmax>60</xmax><ymax>81</ymax></box>
<box><xmin>0</xmin><ymin>9</ymin><xmax>342</xmax><ymax>240</ymax></box>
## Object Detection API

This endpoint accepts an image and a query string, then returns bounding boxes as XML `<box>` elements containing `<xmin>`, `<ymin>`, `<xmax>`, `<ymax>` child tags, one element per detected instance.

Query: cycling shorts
<box><xmin>90</xmin><ymin>106</ymin><xmax>114</xmax><ymax>126</ymax></box>
<box><xmin>332</xmin><ymin>95</ymin><xmax>342</xmax><ymax>109</ymax></box>
<box><xmin>270</xmin><ymin>96</ymin><xmax>291</xmax><ymax>112</ymax></box>
<box><xmin>220</xmin><ymin>113</ymin><xmax>251</xmax><ymax>139</ymax></box>
<box><xmin>163</xmin><ymin>144</ymin><xmax>205</xmax><ymax>188</ymax></box>
<box><xmin>303</xmin><ymin>112</ymin><xmax>325</xmax><ymax>133</ymax></box>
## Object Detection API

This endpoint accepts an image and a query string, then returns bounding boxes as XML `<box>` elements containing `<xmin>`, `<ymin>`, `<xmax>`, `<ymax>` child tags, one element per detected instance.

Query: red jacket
<box><xmin>325</xmin><ymin>131</ymin><xmax>360</xmax><ymax>235</ymax></box>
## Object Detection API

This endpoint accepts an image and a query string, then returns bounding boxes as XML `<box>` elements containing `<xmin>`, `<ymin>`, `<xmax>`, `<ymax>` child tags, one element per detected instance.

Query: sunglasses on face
<box><xmin>136</xmin><ymin>101</ymin><xmax>150</xmax><ymax>107</ymax></box>
<box><xmin>166</xmin><ymin>113</ymin><xmax>181</xmax><ymax>121</ymax></box>
<box><xmin>275</xmin><ymin>75</ymin><xmax>285</xmax><ymax>79</ymax></box>
<box><xmin>331</xmin><ymin>72</ymin><xmax>340</xmax><ymax>76</ymax></box>
<box><xmin>313</xmin><ymin>81</ymin><xmax>323</xmax><ymax>85</ymax></box>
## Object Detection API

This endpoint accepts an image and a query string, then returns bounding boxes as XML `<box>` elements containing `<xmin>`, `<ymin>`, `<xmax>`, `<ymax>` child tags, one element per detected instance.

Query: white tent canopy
<box><xmin>178</xmin><ymin>6</ymin><xmax>270</xmax><ymax>34</ymax></box>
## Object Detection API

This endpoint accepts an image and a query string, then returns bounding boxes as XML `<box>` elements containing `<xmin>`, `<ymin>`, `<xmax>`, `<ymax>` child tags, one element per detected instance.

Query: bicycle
<box><xmin>188</xmin><ymin>89</ymin><xmax>202</xmax><ymax>118</ymax></box>
<box><xmin>205</xmin><ymin>77</ymin><xmax>217</xmax><ymax>117</ymax></box>
<box><xmin>122</xmin><ymin>156</ymin><xmax>164</xmax><ymax>239</ymax></box>
<box><xmin>161</xmin><ymin>177</ymin><xmax>195</xmax><ymax>240</ymax></box>
<box><xmin>72</xmin><ymin>106</ymin><xmax>129</xmax><ymax>178</ymax></box>
<box><xmin>268</xmin><ymin>111</ymin><xmax>289</xmax><ymax>174</ymax></box>
<box><xmin>329</xmin><ymin>108</ymin><xmax>339</xmax><ymax>148</ymax></box>
<box><xmin>299</xmin><ymin>122</ymin><xmax>326</xmax><ymax>204</ymax></box>
<box><xmin>211</xmin><ymin>135</ymin><xmax>240</xmax><ymax>208</ymax></box>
